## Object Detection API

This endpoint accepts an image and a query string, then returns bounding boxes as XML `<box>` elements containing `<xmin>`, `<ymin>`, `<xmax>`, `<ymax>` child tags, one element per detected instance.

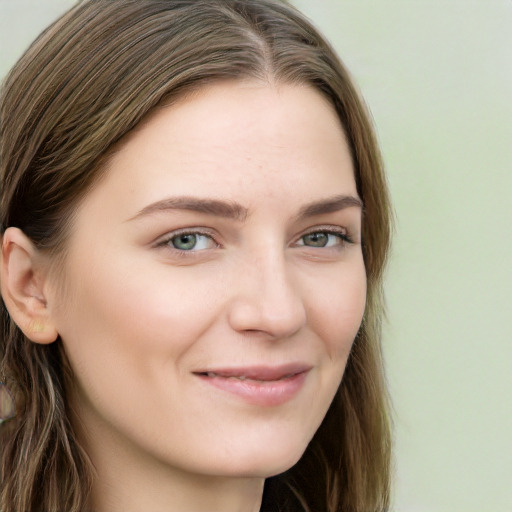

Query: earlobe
<box><xmin>0</xmin><ymin>228</ymin><xmax>59</xmax><ymax>344</ymax></box>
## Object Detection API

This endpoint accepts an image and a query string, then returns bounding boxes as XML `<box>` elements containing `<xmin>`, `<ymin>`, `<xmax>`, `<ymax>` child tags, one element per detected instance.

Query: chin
<box><xmin>209</xmin><ymin>438</ymin><xmax>308</xmax><ymax>479</ymax></box>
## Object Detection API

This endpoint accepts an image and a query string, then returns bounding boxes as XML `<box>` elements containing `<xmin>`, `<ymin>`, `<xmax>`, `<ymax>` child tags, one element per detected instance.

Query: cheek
<box><xmin>52</xmin><ymin>257</ymin><xmax>226</xmax><ymax>440</ymax></box>
<box><xmin>306</xmin><ymin>260</ymin><xmax>367</xmax><ymax>360</ymax></box>
<box><xmin>53</xmin><ymin>253</ymin><xmax>228</xmax><ymax>388</ymax></box>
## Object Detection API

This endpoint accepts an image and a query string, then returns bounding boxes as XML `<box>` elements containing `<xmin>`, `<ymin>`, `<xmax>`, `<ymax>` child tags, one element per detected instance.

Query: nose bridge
<box><xmin>227</xmin><ymin>243</ymin><xmax>307</xmax><ymax>338</ymax></box>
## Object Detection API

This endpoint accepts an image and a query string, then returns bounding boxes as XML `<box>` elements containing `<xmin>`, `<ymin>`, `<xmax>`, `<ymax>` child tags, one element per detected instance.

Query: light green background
<box><xmin>1</xmin><ymin>1</ymin><xmax>511</xmax><ymax>511</ymax></box>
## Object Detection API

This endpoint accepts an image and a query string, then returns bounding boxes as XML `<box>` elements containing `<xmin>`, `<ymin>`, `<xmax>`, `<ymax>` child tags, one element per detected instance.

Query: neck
<box><xmin>92</xmin><ymin>465</ymin><xmax>264</xmax><ymax>512</ymax></box>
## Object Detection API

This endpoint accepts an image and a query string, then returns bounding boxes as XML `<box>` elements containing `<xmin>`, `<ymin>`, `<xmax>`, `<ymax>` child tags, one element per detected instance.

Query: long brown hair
<box><xmin>0</xmin><ymin>1</ymin><xmax>392</xmax><ymax>511</ymax></box>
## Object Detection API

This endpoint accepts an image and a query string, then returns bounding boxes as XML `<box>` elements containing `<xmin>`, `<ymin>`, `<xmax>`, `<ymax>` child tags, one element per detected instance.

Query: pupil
<box><xmin>173</xmin><ymin>234</ymin><xmax>197</xmax><ymax>250</ymax></box>
<box><xmin>305</xmin><ymin>233</ymin><xmax>328</xmax><ymax>247</ymax></box>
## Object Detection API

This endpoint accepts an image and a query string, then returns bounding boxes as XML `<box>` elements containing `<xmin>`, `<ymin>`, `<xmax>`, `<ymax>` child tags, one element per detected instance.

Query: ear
<box><xmin>0</xmin><ymin>227</ymin><xmax>59</xmax><ymax>344</ymax></box>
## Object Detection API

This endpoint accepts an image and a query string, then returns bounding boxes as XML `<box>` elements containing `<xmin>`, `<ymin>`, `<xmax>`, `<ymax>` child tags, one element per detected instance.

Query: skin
<box><xmin>1</xmin><ymin>81</ymin><xmax>366</xmax><ymax>512</ymax></box>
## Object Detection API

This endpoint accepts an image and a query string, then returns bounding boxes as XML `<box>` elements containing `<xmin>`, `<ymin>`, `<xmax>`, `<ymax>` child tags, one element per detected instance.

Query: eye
<box><xmin>297</xmin><ymin>230</ymin><xmax>351</xmax><ymax>248</ymax></box>
<box><xmin>166</xmin><ymin>232</ymin><xmax>216</xmax><ymax>251</ymax></box>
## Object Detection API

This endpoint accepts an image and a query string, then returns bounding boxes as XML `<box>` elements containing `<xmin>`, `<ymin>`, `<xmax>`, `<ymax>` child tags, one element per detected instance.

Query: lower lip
<box><xmin>196</xmin><ymin>372</ymin><xmax>309</xmax><ymax>406</ymax></box>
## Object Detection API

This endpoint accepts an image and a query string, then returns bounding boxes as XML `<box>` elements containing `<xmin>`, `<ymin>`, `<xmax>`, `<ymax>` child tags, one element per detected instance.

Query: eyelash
<box><xmin>155</xmin><ymin>226</ymin><xmax>354</xmax><ymax>255</ymax></box>
<box><xmin>297</xmin><ymin>228</ymin><xmax>354</xmax><ymax>248</ymax></box>
<box><xmin>155</xmin><ymin>229</ymin><xmax>218</xmax><ymax>253</ymax></box>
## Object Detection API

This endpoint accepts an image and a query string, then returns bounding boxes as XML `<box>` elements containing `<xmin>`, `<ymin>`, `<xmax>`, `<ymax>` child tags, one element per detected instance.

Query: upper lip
<box><xmin>193</xmin><ymin>363</ymin><xmax>312</xmax><ymax>381</ymax></box>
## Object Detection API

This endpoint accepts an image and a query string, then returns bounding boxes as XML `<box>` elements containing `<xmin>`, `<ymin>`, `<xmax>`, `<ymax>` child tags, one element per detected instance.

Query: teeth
<box><xmin>203</xmin><ymin>372</ymin><xmax>299</xmax><ymax>381</ymax></box>
<box><xmin>202</xmin><ymin>371</ymin><xmax>300</xmax><ymax>380</ymax></box>
<box><xmin>206</xmin><ymin>372</ymin><xmax>247</xmax><ymax>380</ymax></box>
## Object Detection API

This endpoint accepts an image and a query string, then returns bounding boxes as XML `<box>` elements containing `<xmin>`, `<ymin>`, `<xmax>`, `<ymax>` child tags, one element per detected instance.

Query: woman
<box><xmin>0</xmin><ymin>1</ymin><xmax>392</xmax><ymax>511</ymax></box>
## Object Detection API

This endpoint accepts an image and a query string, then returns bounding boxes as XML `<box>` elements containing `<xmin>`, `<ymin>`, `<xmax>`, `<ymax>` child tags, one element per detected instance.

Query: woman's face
<box><xmin>48</xmin><ymin>81</ymin><xmax>366</xmax><ymax>478</ymax></box>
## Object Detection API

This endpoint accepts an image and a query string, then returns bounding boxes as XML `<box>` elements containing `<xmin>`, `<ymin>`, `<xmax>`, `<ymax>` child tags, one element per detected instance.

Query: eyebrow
<box><xmin>130</xmin><ymin>197</ymin><xmax>249</xmax><ymax>222</ymax></box>
<box><xmin>296</xmin><ymin>194</ymin><xmax>363</xmax><ymax>220</ymax></box>
<box><xmin>129</xmin><ymin>194</ymin><xmax>362</xmax><ymax>222</ymax></box>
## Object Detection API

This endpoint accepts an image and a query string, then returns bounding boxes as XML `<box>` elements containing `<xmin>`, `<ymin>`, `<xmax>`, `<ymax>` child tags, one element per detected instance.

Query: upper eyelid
<box><xmin>301</xmin><ymin>225</ymin><xmax>348</xmax><ymax>234</ymax></box>
<box><xmin>296</xmin><ymin>225</ymin><xmax>350</xmax><ymax>239</ymax></box>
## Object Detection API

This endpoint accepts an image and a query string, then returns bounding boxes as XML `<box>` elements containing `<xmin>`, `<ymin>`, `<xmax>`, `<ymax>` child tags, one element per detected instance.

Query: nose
<box><xmin>227</xmin><ymin>250</ymin><xmax>307</xmax><ymax>339</ymax></box>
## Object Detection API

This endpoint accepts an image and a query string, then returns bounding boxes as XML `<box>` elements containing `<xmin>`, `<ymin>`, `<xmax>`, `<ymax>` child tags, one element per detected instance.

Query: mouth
<box><xmin>200</xmin><ymin>372</ymin><xmax>298</xmax><ymax>381</ymax></box>
<box><xmin>193</xmin><ymin>364</ymin><xmax>311</xmax><ymax>406</ymax></box>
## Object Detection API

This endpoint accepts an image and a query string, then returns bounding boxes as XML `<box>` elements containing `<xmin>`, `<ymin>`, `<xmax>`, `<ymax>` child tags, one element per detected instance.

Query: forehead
<box><xmin>78</xmin><ymin>80</ymin><xmax>357</xmax><ymax>221</ymax></box>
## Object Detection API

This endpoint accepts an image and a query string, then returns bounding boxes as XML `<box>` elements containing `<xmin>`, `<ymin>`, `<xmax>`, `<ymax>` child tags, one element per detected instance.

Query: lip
<box><xmin>193</xmin><ymin>364</ymin><xmax>312</xmax><ymax>406</ymax></box>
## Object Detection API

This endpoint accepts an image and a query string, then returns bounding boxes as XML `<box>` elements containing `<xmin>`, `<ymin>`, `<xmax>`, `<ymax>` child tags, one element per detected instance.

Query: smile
<box><xmin>194</xmin><ymin>364</ymin><xmax>311</xmax><ymax>406</ymax></box>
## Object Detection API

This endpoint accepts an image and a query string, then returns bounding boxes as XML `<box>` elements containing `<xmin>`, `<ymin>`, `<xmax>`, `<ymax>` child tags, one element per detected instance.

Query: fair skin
<box><xmin>1</xmin><ymin>81</ymin><xmax>366</xmax><ymax>512</ymax></box>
